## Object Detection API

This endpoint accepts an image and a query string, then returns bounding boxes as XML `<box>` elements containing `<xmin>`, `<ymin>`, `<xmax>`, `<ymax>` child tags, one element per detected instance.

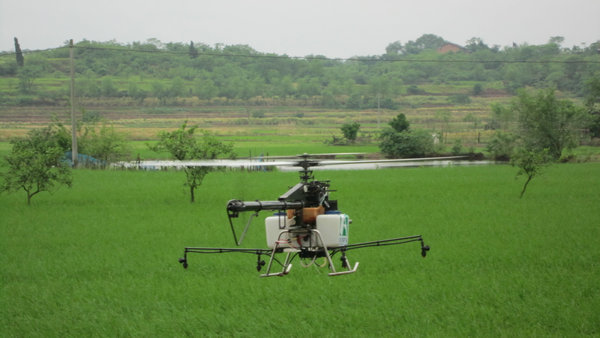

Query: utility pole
<box><xmin>69</xmin><ymin>39</ymin><xmax>78</xmax><ymax>167</ymax></box>
<box><xmin>377</xmin><ymin>93</ymin><xmax>381</xmax><ymax>128</ymax></box>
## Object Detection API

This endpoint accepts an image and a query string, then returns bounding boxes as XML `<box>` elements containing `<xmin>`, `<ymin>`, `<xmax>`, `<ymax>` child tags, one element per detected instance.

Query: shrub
<box><xmin>486</xmin><ymin>132</ymin><xmax>516</xmax><ymax>161</ymax></box>
<box><xmin>379</xmin><ymin>129</ymin><xmax>434</xmax><ymax>158</ymax></box>
<box><xmin>251</xmin><ymin>111</ymin><xmax>265</xmax><ymax>118</ymax></box>
<box><xmin>341</xmin><ymin>122</ymin><xmax>360</xmax><ymax>143</ymax></box>
<box><xmin>389</xmin><ymin>113</ymin><xmax>410</xmax><ymax>132</ymax></box>
<box><xmin>448</xmin><ymin>94</ymin><xmax>471</xmax><ymax>104</ymax></box>
<box><xmin>406</xmin><ymin>85</ymin><xmax>426</xmax><ymax>95</ymax></box>
<box><xmin>452</xmin><ymin>139</ymin><xmax>463</xmax><ymax>155</ymax></box>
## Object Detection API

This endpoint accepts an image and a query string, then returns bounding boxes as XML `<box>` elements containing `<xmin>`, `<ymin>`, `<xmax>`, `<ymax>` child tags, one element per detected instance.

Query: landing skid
<box><xmin>257</xmin><ymin>229</ymin><xmax>360</xmax><ymax>277</ymax></box>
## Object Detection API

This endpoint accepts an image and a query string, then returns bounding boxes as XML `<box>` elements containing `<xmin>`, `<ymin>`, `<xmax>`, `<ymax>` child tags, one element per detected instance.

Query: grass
<box><xmin>1</xmin><ymin>163</ymin><xmax>599</xmax><ymax>336</ymax></box>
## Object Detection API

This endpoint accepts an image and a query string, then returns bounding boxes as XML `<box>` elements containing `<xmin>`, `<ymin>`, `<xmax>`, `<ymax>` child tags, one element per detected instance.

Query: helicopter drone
<box><xmin>137</xmin><ymin>153</ymin><xmax>472</xmax><ymax>277</ymax></box>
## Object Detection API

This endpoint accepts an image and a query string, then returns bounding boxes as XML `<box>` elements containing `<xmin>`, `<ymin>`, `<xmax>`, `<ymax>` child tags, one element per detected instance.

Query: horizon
<box><xmin>4</xmin><ymin>34</ymin><xmax>599</xmax><ymax>59</ymax></box>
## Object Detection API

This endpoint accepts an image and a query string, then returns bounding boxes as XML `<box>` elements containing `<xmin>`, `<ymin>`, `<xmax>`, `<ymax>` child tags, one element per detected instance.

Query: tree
<box><xmin>403</xmin><ymin>34</ymin><xmax>446</xmax><ymax>54</ymax></box>
<box><xmin>17</xmin><ymin>65</ymin><xmax>42</xmax><ymax>93</ymax></box>
<box><xmin>100</xmin><ymin>77</ymin><xmax>117</xmax><ymax>97</ymax></box>
<box><xmin>548</xmin><ymin>36</ymin><xmax>565</xmax><ymax>46</ymax></box>
<box><xmin>128</xmin><ymin>81</ymin><xmax>146</xmax><ymax>102</ymax></box>
<box><xmin>341</xmin><ymin>122</ymin><xmax>360</xmax><ymax>143</ymax></box>
<box><xmin>513</xmin><ymin>88</ymin><xmax>584</xmax><ymax>160</ymax></box>
<box><xmin>486</xmin><ymin>131</ymin><xmax>516</xmax><ymax>161</ymax></box>
<box><xmin>169</xmin><ymin>77</ymin><xmax>185</xmax><ymax>97</ymax></box>
<box><xmin>385</xmin><ymin>41</ymin><xmax>403</xmax><ymax>55</ymax></box>
<box><xmin>465</xmin><ymin>37</ymin><xmax>489</xmax><ymax>53</ymax></box>
<box><xmin>448</xmin><ymin>94</ymin><xmax>471</xmax><ymax>104</ymax></box>
<box><xmin>149</xmin><ymin>122</ymin><xmax>233</xmax><ymax>202</ymax></box>
<box><xmin>189</xmin><ymin>41</ymin><xmax>199</xmax><ymax>59</ymax></box>
<box><xmin>512</xmin><ymin>147</ymin><xmax>550</xmax><ymax>198</ymax></box>
<box><xmin>389</xmin><ymin>113</ymin><xmax>410</xmax><ymax>132</ymax></box>
<box><xmin>435</xmin><ymin>110</ymin><xmax>451</xmax><ymax>144</ymax></box>
<box><xmin>380</xmin><ymin>112</ymin><xmax>433</xmax><ymax>158</ymax></box>
<box><xmin>14</xmin><ymin>37</ymin><xmax>24</xmax><ymax>67</ymax></box>
<box><xmin>490</xmin><ymin>102</ymin><xmax>515</xmax><ymax>131</ymax></box>
<box><xmin>346</xmin><ymin>93</ymin><xmax>363</xmax><ymax>109</ymax></box>
<box><xmin>1</xmin><ymin>126</ymin><xmax>72</xmax><ymax>205</ymax></box>
<box><xmin>151</xmin><ymin>81</ymin><xmax>169</xmax><ymax>104</ymax></box>
<box><xmin>379</xmin><ymin>129</ymin><xmax>434</xmax><ymax>158</ymax></box>
<box><xmin>78</xmin><ymin>122</ymin><xmax>129</xmax><ymax>166</ymax></box>
<box><xmin>584</xmin><ymin>77</ymin><xmax>600</xmax><ymax>138</ymax></box>
<box><xmin>194</xmin><ymin>78</ymin><xmax>218</xmax><ymax>100</ymax></box>
<box><xmin>508</xmin><ymin>88</ymin><xmax>584</xmax><ymax>197</ymax></box>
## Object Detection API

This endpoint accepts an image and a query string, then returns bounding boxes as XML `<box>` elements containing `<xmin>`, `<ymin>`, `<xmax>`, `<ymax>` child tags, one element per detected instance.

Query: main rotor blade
<box><xmin>239</xmin><ymin>152</ymin><xmax>366</xmax><ymax>160</ymax></box>
<box><xmin>115</xmin><ymin>155</ymin><xmax>470</xmax><ymax>169</ymax></box>
<box><xmin>114</xmin><ymin>159</ymin><xmax>297</xmax><ymax>168</ymax></box>
<box><xmin>316</xmin><ymin>155</ymin><xmax>469</xmax><ymax>166</ymax></box>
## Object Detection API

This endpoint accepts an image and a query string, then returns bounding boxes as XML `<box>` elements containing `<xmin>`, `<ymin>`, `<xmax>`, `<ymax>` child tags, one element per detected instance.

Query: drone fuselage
<box><xmin>226</xmin><ymin>176</ymin><xmax>337</xmax><ymax>237</ymax></box>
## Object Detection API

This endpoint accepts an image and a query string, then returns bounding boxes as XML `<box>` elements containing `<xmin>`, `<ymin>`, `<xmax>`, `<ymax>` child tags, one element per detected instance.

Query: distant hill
<box><xmin>1</xmin><ymin>34</ymin><xmax>599</xmax><ymax>107</ymax></box>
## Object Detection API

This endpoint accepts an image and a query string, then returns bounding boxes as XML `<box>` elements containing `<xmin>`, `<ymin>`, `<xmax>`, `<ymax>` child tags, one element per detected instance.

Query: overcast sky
<box><xmin>1</xmin><ymin>0</ymin><xmax>599</xmax><ymax>58</ymax></box>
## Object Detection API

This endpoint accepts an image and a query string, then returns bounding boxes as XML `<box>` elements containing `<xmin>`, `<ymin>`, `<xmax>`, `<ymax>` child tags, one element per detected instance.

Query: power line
<box><xmin>1</xmin><ymin>44</ymin><xmax>600</xmax><ymax>65</ymax></box>
<box><xmin>71</xmin><ymin>45</ymin><xmax>600</xmax><ymax>64</ymax></box>
<box><xmin>0</xmin><ymin>46</ymin><xmax>69</xmax><ymax>57</ymax></box>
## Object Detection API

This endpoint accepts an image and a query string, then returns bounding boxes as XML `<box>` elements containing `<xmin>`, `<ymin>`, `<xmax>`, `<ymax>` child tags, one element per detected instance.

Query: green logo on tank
<box><xmin>340</xmin><ymin>215</ymin><xmax>349</xmax><ymax>237</ymax></box>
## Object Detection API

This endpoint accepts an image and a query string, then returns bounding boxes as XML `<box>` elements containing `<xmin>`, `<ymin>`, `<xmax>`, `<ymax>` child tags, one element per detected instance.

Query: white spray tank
<box><xmin>265</xmin><ymin>210</ymin><xmax>350</xmax><ymax>249</ymax></box>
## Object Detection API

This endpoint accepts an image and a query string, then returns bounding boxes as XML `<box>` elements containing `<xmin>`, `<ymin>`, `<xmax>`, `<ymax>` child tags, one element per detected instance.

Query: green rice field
<box><xmin>1</xmin><ymin>163</ymin><xmax>599</xmax><ymax>336</ymax></box>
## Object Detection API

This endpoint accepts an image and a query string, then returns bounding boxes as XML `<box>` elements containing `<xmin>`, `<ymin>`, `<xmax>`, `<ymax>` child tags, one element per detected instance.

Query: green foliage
<box><xmin>486</xmin><ymin>132</ymin><xmax>517</xmax><ymax>160</ymax></box>
<box><xmin>465</xmin><ymin>37</ymin><xmax>491</xmax><ymax>53</ymax></box>
<box><xmin>81</xmin><ymin>109</ymin><xmax>101</xmax><ymax>123</ymax></box>
<box><xmin>381</xmin><ymin>112</ymin><xmax>433</xmax><ymax>157</ymax></box>
<box><xmin>584</xmin><ymin>77</ymin><xmax>600</xmax><ymax>138</ymax></box>
<box><xmin>1</xmin><ymin>35</ymin><xmax>597</xmax><ymax>107</ymax></box>
<box><xmin>403</xmin><ymin>34</ymin><xmax>446</xmax><ymax>54</ymax></box>
<box><xmin>490</xmin><ymin>102</ymin><xmax>515</xmax><ymax>130</ymax></box>
<box><xmin>514</xmin><ymin>88</ymin><xmax>585</xmax><ymax>160</ymax></box>
<box><xmin>341</xmin><ymin>122</ymin><xmax>360</xmax><ymax>143</ymax></box>
<box><xmin>14</xmin><ymin>37</ymin><xmax>24</xmax><ymax>67</ymax></box>
<box><xmin>345</xmin><ymin>93</ymin><xmax>363</xmax><ymax>109</ymax></box>
<box><xmin>389</xmin><ymin>113</ymin><xmax>410</xmax><ymax>132</ymax></box>
<box><xmin>512</xmin><ymin>147</ymin><xmax>551</xmax><ymax>198</ymax></box>
<box><xmin>448</xmin><ymin>94</ymin><xmax>471</xmax><ymax>104</ymax></box>
<box><xmin>385</xmin><ymin>41</ymin><xmax>403</xmax><ymax>55</ymax></box>
<box><xmin>188</xmin><ymin>41</ymin><xmax>199</xmax><ymax>59</ymax></box>
<box><xmin>0</xmin><ymin>58</ymin><xmax>18</xmax><ymax>76</ymax></box>
<box><xmin>462</xmin><ymin>112</ymin><xmax>480</xmax><ymax>129</ymax></box>
<box><xmin>149</xmin><ymin>122</ymin><xmax>233</xmax><ymax>202</ymax></box>
<box><xmin>379</xmin><ymin>129</ymin><xmax>434</xmax><ymax>158</ymax></box>
<box><xmin>151</xmin><ymin>81</ymin><xmax>169</xmax><ymax>104</ymax></box>
<box><xmin>451</xmin><ymin>139</ymin><xmax>463</xmax><ymax>155</ymax></box>
<box><xmin>100</xmin><ymin>77</ymin><xmax>118</xmax><ymax>97</ymax></box>
<box><xmin>78</xmin><ymin>122</ymin><xmax>130</xmax><ymax>165</ymax></box>
<box><xmin>17</xmin><ymin>65</ymin><xmax>42</xmax><ymax>93</ymax></box>
<box><xmin>0</xmin><ymin>126</ymin><xmax>72</xmax><ymax>204</ymax></box>
<box><xmin>251</xmin><ymin>111</ymin><xmax>265</xmax><ymax>118</ymax></box>
<box><xmin>406</xmin><ymin>85</ymin><xmax>426</xmax><ymax>95</ymax></box>
<box><xmin>127</xmin><ymin>81</ymin><xmax>146</xmax><ymax>102</ymax></box>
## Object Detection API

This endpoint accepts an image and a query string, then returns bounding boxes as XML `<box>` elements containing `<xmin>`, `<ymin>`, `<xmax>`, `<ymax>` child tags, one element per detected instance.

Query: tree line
<box><xmin>1</xmin><ymin>35</ymin><xmax>599</xmax><ymax>107</ymax></box>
